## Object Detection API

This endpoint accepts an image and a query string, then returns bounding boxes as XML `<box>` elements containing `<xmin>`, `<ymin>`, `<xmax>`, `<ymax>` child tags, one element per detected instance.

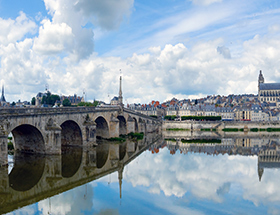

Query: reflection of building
<box><xmin>163</xmin><ymin>137</ymin><xmax>280</xmax><ymax>181</ymax></box>
<box><xmin>258</xmin><ymin>141</ymin><xmax>280</xmax><ymax>181</ymax></box>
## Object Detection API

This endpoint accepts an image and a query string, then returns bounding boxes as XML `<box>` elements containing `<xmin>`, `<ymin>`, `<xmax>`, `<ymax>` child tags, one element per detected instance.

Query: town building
<box><xmin>258</xmin><ymin>70</ymin><xmax>280</xmax><ymax>103</ymax></box>
<box><xmin>35</xmin><ymin>92</ymin><xmax>45</xmax><ymax>106</ymax></box>
<box><xmin>61</xmin><ymin>94</ymin><xmax>84</xmax><ymax>106</ymax></box>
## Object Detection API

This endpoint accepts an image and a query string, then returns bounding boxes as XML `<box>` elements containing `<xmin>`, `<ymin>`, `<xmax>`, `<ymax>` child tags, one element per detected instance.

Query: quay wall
<box><xmin>163</xmin><ymin>129</ymin><xmax>280</xmax><ymax>139</ymax></box>
<box><xmin>163</xmin><ymin>120</ymin><xmax>280</xmax><ymax>131</ymax></box>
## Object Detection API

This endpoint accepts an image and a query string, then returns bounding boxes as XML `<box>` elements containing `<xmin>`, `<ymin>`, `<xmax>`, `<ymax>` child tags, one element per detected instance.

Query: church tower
<box><xmin>0</xmin><ymin>85</ymin><xmax>6</xmax><ymax>102</ymax></box>
<box><xmin>258</xmin><ymin>70</ymin><xmax>264</xmax><ymax>91</ymax></box>
<box><xmin>118</xmin><ymin>76</ymin><xmax>123</xmax><ymax>107</ymax></box>
<box><xmin>258</xmin><ymin>70</ymin><xmax>264</xmax><ymax>101</ymax></box>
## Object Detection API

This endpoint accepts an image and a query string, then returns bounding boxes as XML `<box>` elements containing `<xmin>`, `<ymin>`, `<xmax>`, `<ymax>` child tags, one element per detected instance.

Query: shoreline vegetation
<box><xmin>106</xmin><ymin>132</ymin><xmax>144</xmax><ymax>143</ymax></box>
<box><xmin>166</xmin><ymin>127</ymin><xmax>280</xmax><ymax>132</ymax></box>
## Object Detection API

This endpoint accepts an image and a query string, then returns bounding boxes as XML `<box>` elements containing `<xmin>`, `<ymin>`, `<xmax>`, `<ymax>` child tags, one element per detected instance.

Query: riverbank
<box><xmin>163</xmin><ymin>120</ymin><xmax>280</xmax><ymax>132</ymax></box>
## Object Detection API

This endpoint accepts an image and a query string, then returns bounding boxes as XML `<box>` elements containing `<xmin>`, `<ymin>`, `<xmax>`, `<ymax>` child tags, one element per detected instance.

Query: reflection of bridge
<box><xmin>0</xmin><ymin>133</ymin><xmax>161</xmax><ymax>214</ymax></box>
<box><xmin>0</xmin><ymin>106</ymin><xmax>160</xmax><ymax>165</ymax></box>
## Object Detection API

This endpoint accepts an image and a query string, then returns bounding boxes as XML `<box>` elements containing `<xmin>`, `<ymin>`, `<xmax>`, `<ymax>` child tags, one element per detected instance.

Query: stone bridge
<box><xmin>0</xmin><ymin>133</ymin><xmax>162</xmax><ymax>214</ymax></box>
<box><xmin>0</xmin><ymin>106</ymin><xmax>161</xmax><ymax>165</ymax></box>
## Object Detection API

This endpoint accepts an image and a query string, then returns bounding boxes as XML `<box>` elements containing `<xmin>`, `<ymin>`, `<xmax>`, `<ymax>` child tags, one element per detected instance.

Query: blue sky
<box><xmin>0</xmin><ymin>0</ymin><xmax>280</xmax><ymax>103</ymax></box>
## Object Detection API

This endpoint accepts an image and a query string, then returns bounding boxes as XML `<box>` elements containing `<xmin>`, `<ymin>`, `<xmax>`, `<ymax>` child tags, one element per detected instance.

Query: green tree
<box><xmin>93</xmin><ymin>100</ymin><xmax>99</xmax><ymax>107</ymax></box>
<box><xmin>77</xmin><ymin>102</ymin><xmax>94</xmax><ymax>107</ymax></box>
<box><xmin>63</xmin><ymin>98</ymin><xmax>71</xmax><ymax>106</ymax></box>
<box><xmin>48</xmin><ymin>94</ymin><xmax>60</xmax><ymax>106</ymax></box>
<box><xmin>41</xmin><ymin>91</ymin><xmax>60</xmax><ymax>106</ymax></box>
<box><xmin>31</xmin><ymin>97</ymin><xmax>36</xmax><ymax>105</ymax></box>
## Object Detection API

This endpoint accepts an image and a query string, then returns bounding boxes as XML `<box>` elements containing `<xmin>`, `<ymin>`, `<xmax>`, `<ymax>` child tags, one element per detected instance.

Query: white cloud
<box><xmin>0</xmin><ymin>39</ymin><xmax>48</xmax><ymax>101</ymax></box>
<box><xmin>33</xmin><ymin>19</ymin><xmax>74</xmax><ymax>55</ymax></box>
<box><xmin>1</xmin><ymin>0</ymin><xmax>280</xmax><ymax>104</ymax></box>
<box><xmin>42</xmin><ymin>32</ymin><xmax>280</xmax><ymax>103</ymax></box>
<box><xmin>2</xmin><ymin>29</ymin><xmax>280</xmax><ymax>103</ymax></box>
<box><xmin>0</xmin><ymin>12</ymin><xmax>37</xmax><ymax>45</ymax></box>
<box><xmin>41</xmin><ymin>0</ymin><xmax>134</xmax><ymax>60</ymax></box>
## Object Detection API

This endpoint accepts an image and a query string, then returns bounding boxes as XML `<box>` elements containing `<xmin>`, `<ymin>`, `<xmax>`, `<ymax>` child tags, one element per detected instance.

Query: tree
<box><xmin>63</xmin><ymin>98</ymin><xmax>71</xmax><ymax>106</ymax></box>
<box><xmin>48</xmin><ymin>94</ymin><xmax>60</xmax><ymax>106</ymax></box>
<box><xmin>93</xmin><ymin>100</ymin><xmax>99</xmax><ymax>107</ymax></box>
<box><xmin>77</xmin><ymin>102</ymin><xmax>93</xmax><ymax>107</ymax></box>
<box><xmin>31</xmin><ymin>97</ymin><xmax>36</xmax><ymax>105</ymax></box>
<box><xmin>41</xmin><ymin>91</ymin><xmax>60</xmax><ymax>106</ymax></box>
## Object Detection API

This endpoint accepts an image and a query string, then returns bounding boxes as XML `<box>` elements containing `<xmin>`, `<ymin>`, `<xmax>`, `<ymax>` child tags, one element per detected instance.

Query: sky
<box><xmin>1</xmin><ymin>0</ymin><xmax>280</xmax><ymax>104</ymax></box>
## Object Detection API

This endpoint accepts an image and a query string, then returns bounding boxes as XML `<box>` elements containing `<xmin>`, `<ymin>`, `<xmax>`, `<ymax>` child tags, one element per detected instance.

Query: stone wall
<box><xmin>163</xmin><ymin>120</ymin><xmax>280</xmax><ymax>131</ymax></box>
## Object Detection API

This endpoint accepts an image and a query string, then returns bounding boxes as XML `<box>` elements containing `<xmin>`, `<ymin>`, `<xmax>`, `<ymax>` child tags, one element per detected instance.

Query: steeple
<box><xmin>118</xmin><ymin>75</ymin><xmax>123</xmax><ymax>107</ymax></box>
<box><xmin>118</xmin><ymin>164</ymin><xmax>124</xmax><ymax>199</ymax></box>
<box><xmin>0</xmin><ymin>85</ymin><xmax>6</xmax><ymax>102</ymax></box>
<box><xmin>258</xmin><ymin>70</ymin><xmax>264</xmax><ymax>87</ymax></box>
<box><xmin>258</xmin><ymin>70</ymin><xmax>265</xmax><ymax>100</ymax></box>
<box><xmin>258</xmin><ymin>166</ymin><xmax>264</xmax><ymax>182</ymax></box>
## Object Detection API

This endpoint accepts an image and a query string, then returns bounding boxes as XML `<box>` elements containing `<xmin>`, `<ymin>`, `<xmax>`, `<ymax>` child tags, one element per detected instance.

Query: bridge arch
<box><xmin>61</xmin><ymin>120</ymin><xmax>83</xmax><ymax>146</ymax></box>
<box><xmin>11</xmin><ymin>124</ymin><xmax>45</xmax><ymax>154</ymax></box>
<box><xmin>117</xmin><ymin>115</ymin><xmax>127</xmax><ymax>135</ymax></box>
<box><xmin>95</xmin><ymin>116</ymin><xmax>109</xmax><ymax>138</ymax></box>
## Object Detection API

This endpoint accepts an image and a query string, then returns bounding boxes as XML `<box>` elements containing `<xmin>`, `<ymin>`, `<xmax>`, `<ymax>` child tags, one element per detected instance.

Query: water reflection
<box><xmin>1</xmin><ymin>133</ymin><xmax>160</xmax><ymax>215</ymax></box>
<box><xmin>61</xmin><ymin>146</ymin><xmax>83</xmax><ymax>178</ymax></box>
<box><xmin>9</xmin><ymin>153</ymin><xmax>45</xmax><ymax>191</ymax></box>
<box><xmin>4</xmin><ymin>132</ymin><xmax>280</xmax><ymax>214</ymax></box>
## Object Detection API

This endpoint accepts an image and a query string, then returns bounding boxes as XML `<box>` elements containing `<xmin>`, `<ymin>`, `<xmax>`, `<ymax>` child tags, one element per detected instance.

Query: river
<box><xmin>3</xmin><ymin>132</ymin><xmax>280</xmax><ymax>215</ymax></box>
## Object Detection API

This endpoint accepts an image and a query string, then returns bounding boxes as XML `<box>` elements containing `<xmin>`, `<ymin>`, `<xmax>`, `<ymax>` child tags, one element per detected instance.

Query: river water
<box><xmin>3</xmin><ymin>132</ymin><xmax>280</xmax><ymax>215</ymax></box>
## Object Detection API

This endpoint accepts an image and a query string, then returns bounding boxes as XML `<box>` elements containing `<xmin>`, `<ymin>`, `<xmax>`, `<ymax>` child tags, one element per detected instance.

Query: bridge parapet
<box><xmin>0</xmin><ymin>106</ymin><xmax>121</xmax><ymax>117</ymax></box>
